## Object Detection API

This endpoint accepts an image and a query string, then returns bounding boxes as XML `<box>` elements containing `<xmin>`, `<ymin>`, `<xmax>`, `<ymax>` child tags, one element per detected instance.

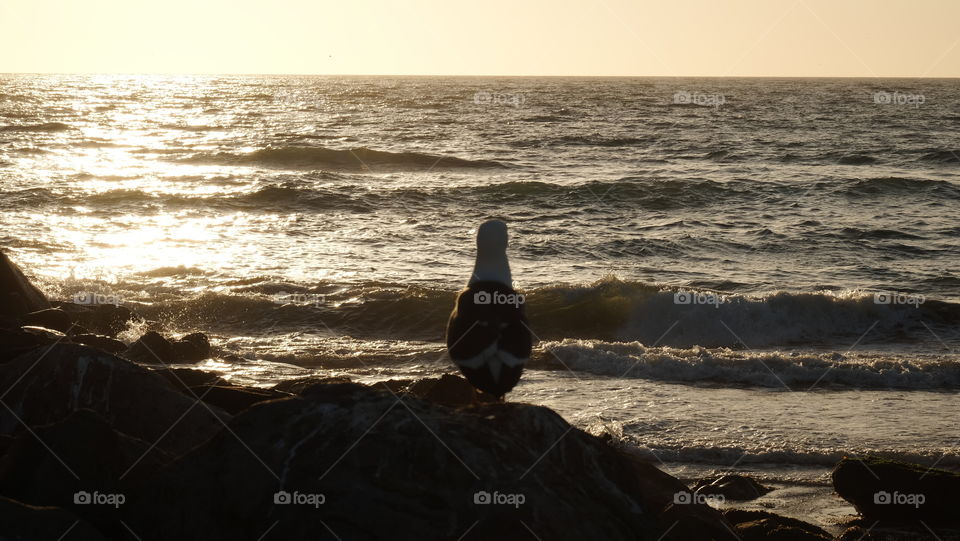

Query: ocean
<box><xmin>1</xmin><ymin>74</ymin><xmax>958</xmax><ymax>494</ymax></box>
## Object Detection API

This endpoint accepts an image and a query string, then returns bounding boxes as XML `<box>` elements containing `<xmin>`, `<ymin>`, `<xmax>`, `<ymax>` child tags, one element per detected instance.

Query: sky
<box><xmin>2</xmin><ymin>0</ymin><xmax>958</xmax><ymax>76</ymax></box>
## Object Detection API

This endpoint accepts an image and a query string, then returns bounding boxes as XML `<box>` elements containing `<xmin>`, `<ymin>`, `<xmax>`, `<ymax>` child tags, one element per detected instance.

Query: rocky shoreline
<box><xmin>1</xmin><ymin>251</ymin><xmax>958</xmax><ymax>540</ymax></box>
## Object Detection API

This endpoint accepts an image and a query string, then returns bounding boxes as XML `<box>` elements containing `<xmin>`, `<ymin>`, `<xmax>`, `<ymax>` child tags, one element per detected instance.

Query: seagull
<box><xmin>446</xmin><ymin>220</ymin><xmax>531</xmax><ymax>399</ymax></box>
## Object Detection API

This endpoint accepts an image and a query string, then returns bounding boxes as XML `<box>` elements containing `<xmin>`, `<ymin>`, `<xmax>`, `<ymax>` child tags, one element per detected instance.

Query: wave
<box><xmin>919</xmin><ymin>150</ymin><xmax>960</xmax><ymax>164</ymax></box>
<box><xmin>540</xmin><ymin>339</ymin><xmax>960</xmax><ymax>389</ymax></box>
<box><xmin>179</xmin><ymin>146</ymin><xmax>508</xmax><ymax>171</ymax></box>
<box><xmin>843</xmin><ymin>176</ymin><xmax>960</xmax><ymax>197</ymax></box>
<box><xmin>63</xmin><ymin>277</ymin><xmax>960</xmax><ymax>350</ymax></box>
<box><xmin>836</xmin><ymin>154</ymin><xmax>878</xmax><ymax>165</ymax></box>
<box><xmin>0</xmin><ymin>122</ymin><xmax>71</xmax><ymax>132</ymax></box>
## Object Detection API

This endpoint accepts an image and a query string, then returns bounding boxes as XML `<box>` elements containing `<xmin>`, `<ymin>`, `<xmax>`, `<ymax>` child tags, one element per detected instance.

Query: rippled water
<box><xmin>2</xmin><ymin>75</ymin><xmax>958</xmax><ymax>477</ymax></box>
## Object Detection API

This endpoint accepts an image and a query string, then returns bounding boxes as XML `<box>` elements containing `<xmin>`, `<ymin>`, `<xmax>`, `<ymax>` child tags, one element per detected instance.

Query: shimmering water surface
<box><xmin>2</xmin><ymin>75</ymin><xmax>958</xmax><ymax>480</ymax></box>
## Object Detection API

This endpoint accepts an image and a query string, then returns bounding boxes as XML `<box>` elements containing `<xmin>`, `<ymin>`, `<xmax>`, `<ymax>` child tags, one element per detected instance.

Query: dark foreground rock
<box><xmin>832</xmin><ymin>456</ymin><xmax>960</xmax><ymax>526</ymax></box>
<box><xmin>0</xmin><ymin>409</ymin><xmax>173</xmax><ymax>537</ymax></box>
<box><xmin>0</xmin><ymin>343</ymin><xmax>228</xmax><ymax>456</ymax></box>
<box><xmin>723</xmin><ymin>509</ymin><xmax>831</xmax><ymax>540</ymax></box>
<box><xmin>0</xmin><ymin>495</ymin><xmax>108</xmax><ymax>541</ymax></box>
<box><xmin>125</xmin><ymin>383</ymin><xmax>738</xmax><ymax>541</ymax></box>
<box><xmin>695</xmin><ymin>474</ymin><xmax>772</xmax><ymax>501</ymax></box>
<box><xmin>0</xmin><ymin>251</ymin><xmax>50</xmax><ymax>318</ymax></box>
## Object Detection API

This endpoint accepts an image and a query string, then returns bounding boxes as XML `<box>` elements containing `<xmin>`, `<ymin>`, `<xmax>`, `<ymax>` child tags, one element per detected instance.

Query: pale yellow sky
<box><xmin>2</xmin><ymin>0</ymin><xmax>958</xmax><ymax>76</ymax></box>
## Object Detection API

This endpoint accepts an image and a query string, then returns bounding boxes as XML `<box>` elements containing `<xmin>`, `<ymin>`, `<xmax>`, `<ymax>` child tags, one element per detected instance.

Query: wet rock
<box><xmin>271</xmin><ymin>375</ymin><xmax>355</xmax><ymax>395</ymax></box>
<box><xmin>64</xmin><ymin>302</ymin><xmax>139</xmax><ymax>337</ymax></box>
<box><xmin>832</xmin><ymin>456</ymin><xmax>960</xmax><ymax>526</ymax></box>
<box><xmin>19</xmin><ymin>325</ymin><xmax>66</xmax><ymax>341</ymax></box>
<box><xmin>70</xmin><ymin>333</ymin><xmax>127</xmax><ymax>354</ymax></box>
<box><xmin>0</xmin><ymin>326</ymin><xmax>57</xmax><ymax>363</ymax></box>
<box><xmin>0</xmin><ymin>343</ymin><xmax>228</xmax><ymax>456</ymax></box>
<box><xmin>723</xmin><ymin>509</ymin><xmax>831</xmax><ymax>540</ymax></box>
<box><xmin>188</xmin><ymin>385</ymin><xmax>288</xmax><ymax>414</ymax></box>
<box><xmin>405</xmin><ymin>373</ymin><xmax>499</xmax><ymax>407</ymax></box>
<box><xmin>0</xmin><ymin>495</ymin><xmax>108</xmax><ymax>541</ymax></box>
<box><xmin>125</xmin><ymin>384</ymin><xmax>737</xmax><ymax>541</ymax></box>
<box><xmin>22</xmin><ymin>308</ymin><xmax>74</xmax><ymax>333</ymax></box>
<box><xmin>123</xmin><ymin>331</ymin><xmax>174</xmax><ymax>364</ymax></box>
<box><xmin>0</xmin><ymin>251</ymin><xmax>50</xmax><ymax>317</ymax></box>
<box><xmin>153</xmin><ymin>368</ymin><xmax>232</xmax><ymax>391</ymax></box>
<box><xmin>171</xmin><ymin>332</ymin><xmax>211</xmax><ymax>362</ymax></box>
<box><xmin>695</xmin><ymin>474</ymin><xmax>772</xmax><ymax>501</ymax></box>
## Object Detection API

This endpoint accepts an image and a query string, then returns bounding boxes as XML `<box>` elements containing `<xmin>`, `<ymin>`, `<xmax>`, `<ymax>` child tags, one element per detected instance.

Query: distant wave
<box><xmin>8</xmin><ymin>175</ymin><xmax>958</xmax><ymax>214</ymax></box>
<box><xmin>179</xmin><ymin>146</ymin><xmax>509</xmax><ymax>171</ymax></box>
<box><xmin>0</xmin><ymin>122</ymin><xmax>71</xmax><ymax>132</ymax></box>
<box><xmin>919</xmin><ymin>150</ymin><xmax>960</xmax><ymax>164</ymax></box>
<box><xmin>541</xmin><ymin>339</ymin><xmax>960</xmax><ymax>390</ymax></box>
<box><xmin>837</xmin><ymin>154</ymin><xmax>878</xmax><ymax>165</ymax></box>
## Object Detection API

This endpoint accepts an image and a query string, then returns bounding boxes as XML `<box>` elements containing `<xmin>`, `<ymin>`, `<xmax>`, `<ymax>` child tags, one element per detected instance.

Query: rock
<box><xmin>832</xmin><ymin>456</ymin><xmax>960</xmax><ymax>525</ymax></box>
<box><xmin>123</xmin><ymin>331</ymin><xmax>174</xmax><ymax>364</ymax></box>
<box><xmin>70</xmin><ymin>333</ymin><xmax>127</xmax><ymax>354</ymax></box>
<box><xmin>64</xmin><ymin>302</ymin><xmax>139</xmax><ymax>337</ymax></box>
<box><xmin>152</xmin><ymin>368</ymin><xmax>232</xmax><ymax>391</ymax></box>
<box><xmin>187</xmin><ymin>385</ymin><xmax>288</xmax><ymax>414</ymax></box>
<box><xmin>19</xmin><ymin>325</ymin><xmax>66</xmax><ymax>341</ymax></box>
<box><xmin>0</xmin><ymin>326</ymin><xmax>57</xmax><ymax>363</ymax></box>
<box><xmin>0</xmin><ymin>343</ymin><xmax>228</xmax><ymax>457</ymax></box>
<box><xmin>695</xmin><ymin>474</ymin><xmax>772</xmax><ymax>501</ymax></box>
<box><xmin>723</xmin><ymin>510</ymin><xmax>831</xmax><ymax>540</ymax></box>
<box><xmin>0</xmin><ymin>495</ymin><xmax>108</xmax><ymax>541</ymax></box>
<box><xmin>170</xmin><ymin>332</ymin><xmax>211</xmax><ymax>362</ymax></box>
<box><xmin>271</xmin><ymin>375</ymin><xmax>355</xmax><ymax>395</ymax></box>
<box><xmin>125</xmin><ymin>383</ymin><xmax>738</xmax><ymax>541</ymax></box>
<box><xmin>0</xmin><ymin>251</ymin><xmax>50</xmax><ymax>318</ymax></box>
<box><xmin>835</xmin><ymin>526</ymin><xmax>878</xmax><ymax>541</ymax></box>
<box><xmin>405</xmin><ymin>373</ymin><xmax>498</xmax><ymax>407</ymax></box>
<box><xmin>21</xmin><ymin>308</ymin><xmax>74</xmax><ymax>333</ymax></box>
<box><xmin>734</xmin><ymin>518</ymin><xmax>831</xmax><ymax>540</ymax></box>
<box><xmin>0</xmin><ymin>410</ymin><xmax>172</xmax><ymax>536</ymax></box>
